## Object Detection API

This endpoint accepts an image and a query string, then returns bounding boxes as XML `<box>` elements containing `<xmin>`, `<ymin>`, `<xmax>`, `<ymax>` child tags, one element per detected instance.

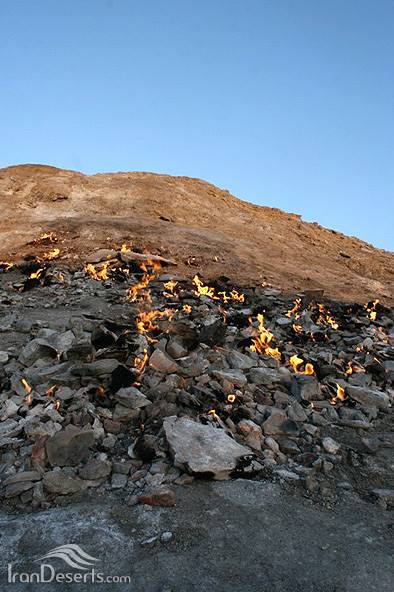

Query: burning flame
<box><xmin>33</xmin><ymin>232</ymin><xmax>58</xmax><ymax>244</ymax></box>
<box><xmin>331</xmin><ymin>383</ymin><xmax>346</xmax><ymax>405</ymax></box>
<box><xmin>365</xmin><ymin>299</ymin><xmax>379</xmax><ymax>321</ymax></box>
<box><xmin>134</xmin><ymin>348</ymin><xmax>149</xmax><ymax>376</ymax></box>
<box><xmin>293</xmin><ymin>323</ymin><xmax>303</xmax><ymax>334</ymax></box>
<box><xmin>85</xmin><ymin>263</ymin><xmax>110</xmax><ymax>281</ymax></box>
<box><xmin>227</xmin><ymin>394</ymin><xmax>236</xmax><ymax>403</ymax></box>
<box><xmin>45</xmin><ymin>385</ymin><xmax>57</xmax><ymax>397</ymax></box>
<box><xmin>289</xmin><ymin>354</ymin><xmax>314</xmax><ymax>375</ymax></box>
<box><xmin>163</xmin><ymin>280</ymin><xmax>178</xmax><ymax>298</ymax></box>
<box><xmin>182</xmin><ymin>304</ymin><xmax>192</xmax><ymax>314</ymax></box>
<box><xmin>250</xmin><ymin>314</ymin><xmax>281</xmax><ymax>360</ymax></box>
<box><xmin>136</xmin><ymin>309</ymin><xmax>173</xmax><ymax>335</ymax></box>
<box><xmin>0</xmin><ymin>261</ymin><xmax>14</xmax><ymax>272</ymax></box>
<box><xmin>53</xmin><ymin>400</ymin><xmax>61</xmax><ymax>411</ymax></box>
<box><xmin>24</xmin><ymin>393</ymin><xmax>33</xmax><ymax>405</ymax></box>
<box><xmin>193</xmin><ymin>275</ymin><xmax>218</xmax><ymax>299</ymax></box>
<box><xmin>21</xmin><ymin>378</ymin><xmax>32</xmax><ymax>394</ymax></box>
<box><xmin>120</xmin><ymin>243</ymin><xmax>132</xmax><ymax>253</ymax></box>
<box><xmin>29</xmin><ymin>268</ymin><xmax>44</xmax><ymax>280</ymax></box>
<box><xmin>42</xmin><ymin>248</ymin><xmax>60</xmax><ymax>261</ymax></box>
<box><xmin>208</xmin><ymin>409</ymin><xmax>219</xmax><ymax>420</ymax></box>
<box><xmin>317</xmin><ymin>304</ymin><xmax>339</xmax><ymax>330</ymax></box>
<box><xmin>286</xmin><ymin>298</ymin><xmax>302</xmax><ymax>319</ymax></box>
<box><xmin>96</xmin><ymin>386</ymin><xmax>105</xmax><ymax>397</ymax></box>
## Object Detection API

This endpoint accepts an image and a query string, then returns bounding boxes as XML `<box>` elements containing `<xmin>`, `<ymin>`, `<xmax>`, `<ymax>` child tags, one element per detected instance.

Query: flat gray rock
<box><xmin>163</xmin><ymin>416</ymin><xmax>251</xmax><ymax>480</ymax></box>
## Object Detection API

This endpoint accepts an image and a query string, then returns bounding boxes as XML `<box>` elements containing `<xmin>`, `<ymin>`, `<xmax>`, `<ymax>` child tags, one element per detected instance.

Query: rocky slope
<box><xmin>0</xmin><ymin>163</ymin><xmax>393</xmax><ymax>304</ymax></box>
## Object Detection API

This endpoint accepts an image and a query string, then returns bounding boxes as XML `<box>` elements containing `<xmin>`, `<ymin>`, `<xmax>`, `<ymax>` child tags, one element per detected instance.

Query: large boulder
<box><xmin>46</xmin><ymin>425</ymin><xmax>94</xmax><ymax>467</ymax></box>
<box><xmin>163</xmin><ymin>416</ymin><xmax>251</xmax><ymax>480</ymax></box>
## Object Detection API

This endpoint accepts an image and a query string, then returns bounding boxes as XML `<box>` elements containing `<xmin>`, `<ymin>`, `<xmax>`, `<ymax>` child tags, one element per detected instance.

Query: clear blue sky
<box><xmin>1</xmin><ymin>0</ymin><xmax>393</xmax><ymax>251</ymax></box>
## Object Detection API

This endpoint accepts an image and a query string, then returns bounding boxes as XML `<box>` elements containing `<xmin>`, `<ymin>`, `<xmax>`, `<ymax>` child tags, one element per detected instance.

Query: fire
<box><xmin>250</xmin><ymin>314</ymin><xmax>281</xmax><ymax>360</ymax></box>
<box><xmin>293</xmin><ymin>323</ymin><xmax>303</xmax><ymax>334</ymax></box>
<box><xmin>136</xmin><ymin>309</ymin><xmax>173</xmax><ymax>335</ymax></box>
<box><xmin>33</xmin><ymin>232</ymin><xmax>58</xmax><ymax>244</ymax></box>
<box><xmin>331</xmin><ymin>383</ymin><xmax>346</xmax><ymax>405</ymax></box>
<box><xmin>227</xmin><ymin>394</ymin><xmax>236</xmax><ymax>403</ymax></box>
<box><xmin>365</xmin><ymin>299</ymin><xmax>379</xmax><ymax>321</ymax></box>
<box><xmin>45</xmin><ymin>385</ymin><xmax>57</xmax><ymax>397</ymax></box>
<box><xmin>29</xmin><ymin>268</ymin><xmax>44</xmax><ymax>280</ymax></box>
<box><xmin>286</xmin><ymin>298</ymin><xmax>302</xmax><ymax>319</ymax></box>
<box><xmin>182</xmin><ymin>304</ymin><xmax>192</xmax><ymax>314</ymax></box>
<box><xmin>163</xmin><ymin>280</ymin><xmax>178</xmax><ymax>298</ymax></box>
<box><xmin>53</xmin><ymin>400</ymin><xmax>61</xmax><ymax>411</ymax></box>
<box><xmin>126</xmin><ymin>261</ymin><xmax>161</xmax><ymax>302</ymax></box>
<box><xmin>218</xmin><ymin>290</ymin><xmax>245</xmax><ymax>303</ymax></box>
<box><xmin>134</xmin><ymin>348</ymin><xmax>149</xmax><ymax>375</ymax></box>
<box><xmin>289</xmin><ymin>354</ymin><xmax>314</xmax><ymax>375</ymax></box>
<box><xmin>85</xmin><ymin>263</ymin><xmax>110</xmax><ymax>281</ymax></box>
<box><xmin>317</xmin><ymin>304</ymin><xmax>339</xmax><ymax>330</ymax></box>
<box><xmin>21</xmin><ymin>378</ymin><xmax>32</xmax><ymax>394</ymax></box>
<box><xmin>42</xmin><ymin>248</ymin><xmax>60</xmax><ymax>261</ymax></box>
<box><xmin>208</xmin><ymin>409</ymin><xmax>219</xmax><ymax>419</ymax></box>
<box><xmin>96</xmin><ymin>386</ymin><xmax>105</xmax><ymax>397</ymax></box>
<box><xmin>0</xmin><ymin>261</ymin><xmax>14</xmax><ymax>272</ymax></box>
<box><xmin>120</xmin><ymin>243</ymin><xmax>132</xmax><ymax>253</ymax></box>
<box><xmin>193</xmin><ymin>275</ymin><xmax>218</xmax><ymax>299</ymax></box>
<box><xmin>24</xmin><ymin>393</ymin><xmax>33</xmax><ymax>405</ymax></box>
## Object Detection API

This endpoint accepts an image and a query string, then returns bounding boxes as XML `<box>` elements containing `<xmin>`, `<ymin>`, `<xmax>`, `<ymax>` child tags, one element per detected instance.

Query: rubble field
<box><xmin>0</xmin><ymin>240</ymin><xmax>393</xmax><ymax>514</ymax></box>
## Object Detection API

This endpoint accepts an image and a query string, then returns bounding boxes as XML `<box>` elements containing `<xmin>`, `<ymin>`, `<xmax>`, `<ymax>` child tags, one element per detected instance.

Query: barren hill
<box><xmin>0</xmin><ymin>163</ymin><xmax>393</xmax><ymax>303</ymax></box>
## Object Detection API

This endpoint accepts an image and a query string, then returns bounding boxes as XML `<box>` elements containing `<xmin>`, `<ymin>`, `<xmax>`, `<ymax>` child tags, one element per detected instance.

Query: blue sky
<box><xmin>1</xmin><ymin>0</ymin><xmax>393</xmax><ymax>251</ymax></box>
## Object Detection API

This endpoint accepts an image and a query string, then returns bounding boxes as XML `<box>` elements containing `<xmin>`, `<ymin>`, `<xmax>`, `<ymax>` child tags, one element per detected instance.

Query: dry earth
<box><xmin>0</xmin><ymin>164</ymin><xmax>393</xmax><ymax>304</ymax></box>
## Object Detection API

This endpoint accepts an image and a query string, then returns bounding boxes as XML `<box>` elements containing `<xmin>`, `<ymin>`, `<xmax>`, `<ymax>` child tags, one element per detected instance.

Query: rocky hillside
<box><xmin>0</xmin><ymin>164</ymin><xmax>393</xmax><ymax>303</ymax></box>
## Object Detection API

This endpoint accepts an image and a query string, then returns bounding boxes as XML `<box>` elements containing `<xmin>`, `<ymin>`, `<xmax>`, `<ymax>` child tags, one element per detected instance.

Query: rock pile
<box><xmin>0</xmin><ymin>250</ymin><xmax>393</xmax><ymax>510</ymax></box>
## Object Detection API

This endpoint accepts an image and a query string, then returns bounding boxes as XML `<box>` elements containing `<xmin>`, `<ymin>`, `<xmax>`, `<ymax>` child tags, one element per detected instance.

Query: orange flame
<box><xmin>42</xmin><ymin>248</ymin><xmax>60</xmax><ymax>261</ymax></box>
<box><xmin>182</xmin><ymin>304</ymin><xmax>192</xmax><ymax>314</ymax></box>
<box><xmin>85</xmin><ymin>263</ymin><xmax>109</xmax><ymax>281</ymax></box>
<box><xmin>331</xmin><ymin>383</ymin><xmax>346</xmax><ymax>405</ymax></box>
<box><xmin>250</xmin><ymin>314</ymin><xmax>281</xmax><ymax>360</ymax></box>
<box><xmin>317</xmin><ymin>304</ymin><xmax>339</xmax><ymax>330</ymax></box>
<box><xmin>29</xmin><ymin>268</ymin><xmax>44</xmax><ymax>280</ymax></box>
<box><xmin>290</xmin><ymin>354</ymin><xmax>315</xmax><ymax>375</ymax></box>
<box><xmin>45</xmin><ymin>385</ymin><xmax>58</xmax><ymax>397</ymax></box>
<box><xmin>365</xmin><ymin>299</ymin><xmax>379</xmax><ymax>321</ymax></box>
<box><xmin>134</xmin><ymin>348</ymin><xmax>149</xmax><ymax>376</ymax></box>
<box><xmin>293</xmin><ymin>323</ymin><xmax>303</xmax><ymax>334</ymax></box>
<box><xmin>21</xmin><ymin>378</ymin><xmax>32</xmax><ymax>394</ymax></box>
<box><xmin>286</xmin><ymin>298</ymin><xmax>302</xmax><ymax>319</ymax></box>
<box><xmin>193</xmin><ymin>275</ymin><xmax>218</xmax><ymax>299</ymax></box>
<box><xmin>0</xmin><ymin>261</ymin><xmax>14</xmax><ymax>272</ymax></box>
<box><xmin>227</xmin><ymin>394</ymin><xmax>236</xmax><ymax>403</ymax></box>
<box><xmin>163</xmin><ymin>280</ymin><xmax>178</xmax><ymax>298</ymax></box>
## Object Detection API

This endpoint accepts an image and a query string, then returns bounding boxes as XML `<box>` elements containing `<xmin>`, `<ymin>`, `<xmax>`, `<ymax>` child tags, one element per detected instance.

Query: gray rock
<box><xmin>79</xmin><ymin>459</ymin><xmax>112</xmax><ymax>481</ymax></box>
<box><xmin>322</xmin><ymin>437</ymin><xmax>341</xmax><ymax>455</ymax></box>
<box><xmin>114</xmin><ymin>386</ymin><xmax>151</xmax><ymax>409</ymax></box>
<box><xmin>163</xmin><ymin>416</ymin><xmax>251</xmax><ymax>480</ymax></box>
<box><xmin>237</xmin><ymin>419</ymin><xmax>263</xmax><ymax>451</ymax></box>
<box><xmin>262</xmin><ymin>410</ymin><xmax>298</xmax><ymax>436</ymax></box>
<box><xmin>43</xmin><ymin>470</ymin><xmax>87</xmax><ymax>495</ymax></box>
<box><xmin>5</xmin><ymin>481</ymin><xmax>36</xmax><ymax>498</ymax></box>
<box><xmin>111</xmin><ymin>473</ymin><xmax>128</xmax><ymax>489</ymax></box>
<box><xmin>213</xmin><ymin>369</ymin><xmax>247</xmax><ymax>388</ymax></box>
<box><xmin>46</xmin><ymin>425</ymin><xmax>94</xmax><ymax>467</ymax></box>
<box><xmin>346</xmin><ymin>386</ymin><xmax>390</xmax><ymax>411</ymax></box>
<box><xmin>71</xmin><ymin>359</ymin><xmax>120</xmax><ymax>377</ymax></box>
<box><xmin>291</xmin><ymin>375</ymin><xmax>320</xmax><ymax>401</ymax></box>
<box><xmin>4</xmin><ymin>471</ymin><xmax>42</xmax><ymax>486</ymax></box>
<box><xmin>149</xmin><ymin>349</ymin><xmax>179</xmax><ymax>374</ymax></box>
<box><xmin>113</xmin><ymin>404</ymin><xmax>140</xmax><ymax>422</ymax></box>
<box><xmin>226</xmin><ymin>350</ymin><xmax>254</xmax><ymax>370</ymax></box>
<box><xmin>248</xmin><ymin>367</ymin><xmax>281</xmax><ymax>385</ymax></box>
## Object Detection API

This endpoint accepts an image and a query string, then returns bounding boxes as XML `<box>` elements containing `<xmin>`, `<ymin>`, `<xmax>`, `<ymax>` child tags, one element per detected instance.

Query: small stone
<box><xmin>79</xmin><ymin>459</ymin><xmax>112</xmax><ymax>481</ymax></box>
<box><xmin>322</xmin><ymin>437</ymin><xmax>341</xmax><ymax>455</ymax></box>
<box><xmin>140</xmin><ymin>536</ymin><xmax>158</xmax><ymax>548</ymax></box>
<box><xmin>111</xmin><ymin>473</ymin><xmax>128</xmax><ymax>489</ymax></box>
<box><xmin>138</xmin><ymin>488</ymin><xmax>176</xmax><ymax>507</ymax></box>
<box><xmin>160</xmin><ymin>531</ymin><xmax>173</xmax><ymax>543</ymax></box>
<box><xmin>43</xmin><ymin>470</ymin><xmax>87</xmax><ymax>495</ymax></box>
<box><xmin>114</xmin><ymin>387</ymin><xmax>151</xmax><ymax>409</ymax></box>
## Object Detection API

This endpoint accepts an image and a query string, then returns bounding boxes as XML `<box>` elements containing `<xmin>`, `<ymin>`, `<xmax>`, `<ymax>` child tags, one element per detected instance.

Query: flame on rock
<box><xmin>45</xmin><ymin>385</ymin><xmax>57</xmax><ymax>397</ymax></box>
<box><xmin>293</xmin><ymin>323</ymin><xmax>303</xmax><ymax>334</ymax></box>
<box><xmin>250</xmin><ymin>314</ymin><xmax>281</xmax><ymax>360</ymax></box>
<box><xmin>182</xmin><ymin>304</ymin><xmax>192</xmax><ymax>314</ymax></box>
<box><xmin>33</xmin><ymin>232</ymin><xmax>58</xmax><ymax>245</ymax></box>
<box><xmin>193</xmin><ymin>275</ymin><xmax>219</xmax><ymax>299</ymax></box>
<box><xmin>365</xmin><ymin>299</ymin><xmax>379</xmax><ymax>321</ymax></box>
<box><xmin>286</xmin><ymin>298</ymin><xmax>302</xmax><ymax>319</ymax></box>
<box><xmin>208</xmin><ymin>409</ymin><xmax>219</xmax><ymax>420</ymax></box>
<box><xmin>120</xmin><ymin>243</ymin><xmax>132</xmax><ymax>253</ymax></box>
<box><xmin>331</xmin><ymin>383</ymin><xmax>346</xmax><ymax>405</ymax></box>
<box><xmin>96</xmin><ymin>386</ymin><xmax>105</xmax><ymax>397</ymax></box>
<box><xmin>227</xmin><ymin>394</ymin><xmax>236</xmax><ymax>403</ymax></box>
<box><xmin>21</xmin><ymin>378</ymin><xmax>32</xmax><ymax>394</ymax></box>
<box><xmin>290</xmin><ymin>355</ymin><xmax>314</xmax><ymax>375</ymax></box>
<box><xmin>136</xmin><ymin>309</ymin><xmax>173</xmax><ymax>336</ymax></box>
<box><xmin>53</xmin><ymin>400</ymin><xmax>61</xmax><ymax>411</ymax></box>
<box><xmin>134</xmin><ymin>348</ymin><xmax>149</xmax><ymax>376</ymax></box>
<box><xmin>163</xmin><ymin>280</ymin><xmax>178</xmax><ymax>298</ymax></box>
<box><xmin>24</xmin><ymin>393</ymin><xmax>33</xmax><ymax>405</ymax></box>
<box><xmin>29</xmin><ymin>269</ymin><xmax>44</xmax><ymax>280</ymax></box>
<box><xmin>0</xmin><ymin>261</ymin><xmax>14</xmax><ymax>272</ymax></box>
<box><xmin>42</xmin><ymin>248</ymin><xmax>60</xmax><ymax>261</ymax></box>
<box><xmin>85</xmin><ymin>263</ymin><xmax>109</xmax><ymax>281</ymax></box>
<box><xmin>317</xmin><ymin>304</ymin><xmax>339</xmax><ymax>330</ymax></box>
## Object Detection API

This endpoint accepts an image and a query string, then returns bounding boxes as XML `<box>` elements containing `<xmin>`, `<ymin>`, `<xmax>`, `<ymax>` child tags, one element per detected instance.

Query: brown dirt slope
<box><xmin>0</xmin><ymin>163</ymin><xmax>393</xmax><ymax>303</ymax></box>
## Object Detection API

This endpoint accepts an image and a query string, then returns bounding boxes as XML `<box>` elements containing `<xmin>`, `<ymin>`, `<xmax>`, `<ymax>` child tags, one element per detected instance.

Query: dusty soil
<box><xmin>0</xmin><ymin>164</ymin><xmax>393</xmax><ymax>304</ymax></box>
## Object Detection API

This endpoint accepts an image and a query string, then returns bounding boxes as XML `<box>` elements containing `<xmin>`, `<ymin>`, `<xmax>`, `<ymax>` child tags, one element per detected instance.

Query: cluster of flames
<box><xmin>21</xmin><ymin>378</ymin><xmax>61</xmax><ymax>411</ymax></box>
<box><xmin>192</xmin><ymin>275</ymin><xmax>245</xmax><ymax>303</ymax></box>
<box><xmin>286</xmin><ymin>298</ymin><xmax>339</xmax><ymax>333</ymax></box>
